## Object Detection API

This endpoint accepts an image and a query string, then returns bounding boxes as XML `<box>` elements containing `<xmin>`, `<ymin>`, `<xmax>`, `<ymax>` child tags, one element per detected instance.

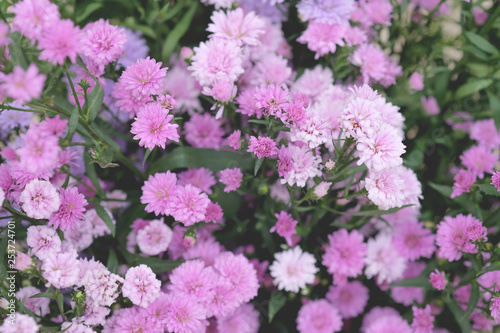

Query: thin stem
<box><xmin>64</xmin><ymin>65</ymin><xmax>83</xmax><ymax>115</ymax></box>
<box><xmin>0</xmin><ymin>104</ymin><xmax>44</xmax><ymax>113</ymax></box>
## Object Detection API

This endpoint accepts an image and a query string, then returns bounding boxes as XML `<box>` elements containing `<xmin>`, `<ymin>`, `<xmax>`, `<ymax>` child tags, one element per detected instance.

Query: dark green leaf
<box><xmin>488</xmin><ymin>92</ymin><xmax>500</xmax><ymax>130</ymax></box>
<box><xmin>330</xmin><ymin>204</ymin><xmax>414</xmax><ymax>217</ymax></box>
<box><xmin>465</xmin><ymin>32</ymin><xmax>499</xmax><ymax>56</ymax></box>
<box><xmin>429</xmin><ymin>182</ymin><xmax>452</xmax><ymax>197</ymax></box>
<box><xmin>445</xmin><ymin>298</ymin><xmax>472</xmax><ymax>333</ymax></box>
<box><xmin>455</xmin><ymin>79</ymin><xmax>493</xmax><ymax>99</ymax></box>
<box><xmin>29</xmin><ymin>291</ymin><xmax>56</xmax><ymax>299</ymax></box>
<box><xmin>107</xmin><ymin>250</ymin><xmax>118</xmax><ymax>274</ymax></box>
<box><xmin>214</xmin><ymin>191</ymin><xmax>242</xmax><ymax>218</ymax></box>
<box><xmin>477</xmin><ymin>184</ymin><xmax>500</xmax><ymax>196</ymax></box>
<box><xmin>162</xmin><ymin>2</ymin><xmax>198</xmax><ymax>60</ymax></box>
<box><xmin>0</xmin><ymin>231</ymin><xmax>9</xmax><ymax>280</ymax></box>
<box><xmin>76</xmin><ymin>3</ymin><xmax>103</xmax><ymax>23</ymax></box>
<box><xmin>39</xmin><ymin>326</ymin><xmax>61</xmax><ymax>332</ymax></box>
<box><xmin>477</xmin><ymin>261</ymin><xmax>500</xmax><ymax>277</ymax></box>
<box><xmin>85</xmin><ymin>80</ymin><xmax>104</xmax><ymax>124</ymax></box>
<box><xmin>91</xmin><ymin>148</ymin><xmax>119</xmax><ymax>169</ymax></box>
<box><xmin>93</xmin><ymin>202</ymin><xmax>115</xmax><ymax>237</ymax></box>
<box><xmin>84</xmin><ymin>150</ymin><xmax>106</xmax><ymax>197</ymax></box>
<box><xmin>8</xmin><ymin>32</ymin><xmax>27</xmax><ymax>69</ymax></box>
<box><xmin>254</xmin><ymin>158</ymin><xmax>264</xmax><ymax>176</ymax></box>
<box><xmin>268</xmin><ymin>292</ymin><xmax>287</xmax><ymax>323</ymax></box>
<box><xmin>391</xmin><ymin>276</ymin><xmax>431</xmax><ymax>288</ymax></box>
<box><xmin>121</xmin><ymin>249</ymin><xmax>183</xmax><ymax>273</ymax></box>
<box><xmin>143</xmin><ymin>148</ymin><xmax>153</xmax><ymax>167</ymax></box>
<box><xmin>148</xmin><ymin>147</ymin><xmax>252</xmax><ymax>174</ymax></box>
<box><xmin>463</xmin><ymin>281</ymin><xmax>480</xmax><ymax>319</ymax></box>
<box><xmin>65</xmin><ymin>106</ymin><xmax>79</xmax><ymax>142</ymax></box>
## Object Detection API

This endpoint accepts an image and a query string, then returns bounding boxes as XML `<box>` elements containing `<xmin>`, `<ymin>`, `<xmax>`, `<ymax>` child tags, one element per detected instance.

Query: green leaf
<box><xmin>148</xmin><ymin>147</ymin><xmax>252</xmax><ymax>174</ymax></box>
<box><xmin>328</xmin><ymin>204</ymin><xmax>414</xmax><ymax>217</ymax></box>
<box><xmin>429</xmin><ymin>182</ymin><xmax>452</xmax><ymax>197</ymax></box>
<box><xmin>268</xmin><ymin>292</ymin><xmax>287</xmax><ymax>323</ymax></box>
<box><xmin>0</xmin><ymin>230</ymin><xmax>9</xmax><ymax>280</ymax></box>
<box><xmin>214</xmin><ymin>191</ymin><xmax>242</xmax><ymax>218</ymax></box>
<box><xmin>477</xmin><ymin>262</ymin><xmax>500</xmax><ymax>277</ymax></box>
<box><xmin>65</xmin><ymin>106</ymin><xmax>79</xmax><ymax>142</ymax></box>
<box><xmin>455</xmin><ymin>78</ymin><xmax>493</xmax><ymax>99</ymax></box>
<box><xmin>76</xmin><ymin>3</ymin><xmax>103</xmax><ymax>23</ymax></box>
<box><xmin>445</xmin><ymin>298</ymin><xmax>472</xmax><ymax>333</ymax></box>
<box><xmin>8</xmin><ymin>32</ymin><xmax>27</xmax><ymax>69</ymax></box>
<box><xmin>107</xmin><ymin>250</ymin><xmax>118</xmax><ymax>274</ymax></box>
<box><xmin>93</xmin><ymin>202</ymin><xmax>115</xmax><ymax>237</ymax></box>
<box><xmin>254</xmin><ymin>158</ymin><xmax>264</xmax><ymax>176</ymax></box>
<box><xmin>488</xmin><ymin>92</ymin><xmax>500</xmax><ymax>130</ymax></box>
<box><xmin>91</xmin><ymin>147</ymin><xmax>119</xmax><ymax>169</ymax></box>
<box><xmin>143</xmin><ymin>148</ymin><xmax>153</xmax><ymax>167</ymax></box>
<box><xmin>83</xmin><ymin>150</ymin><xmax>106</xmax><ymax>197</ymax></box>
<box><xmin>391</xmin><ymin>276</ymin><xmax>431</xmax><ymax>288</ymax></box>
<box><xmin>462</xmin><ymin>281</ymin><xmax>480</xmax><ymax>319</ymax></box>
<box><xmin>29</xmin><ymin>291</ymin><xmax>56</xmax><ymax>299</ymax></box>
<box><xmin>121</xmin><ymin>249</ymin><xmax>183</xmax><ymax>274</ymax></box>
<box><xmin>477</xmin><ymin>184</ymin><xmax>500</xmax><ymax>196</ymax></box>
<box><xmin>465</xmin><ymin>32</ymin><xmax>500</xmax><ymax>57</ymax></box>
<box><xmin>162</xmin><ymin>2</ymin><xmax>198</xmax><ymax>60</ymax></box>
<box><xmin>85</xmin><ymin>80</ymin><xmax>104</xmax><ymax>124</ymax></box>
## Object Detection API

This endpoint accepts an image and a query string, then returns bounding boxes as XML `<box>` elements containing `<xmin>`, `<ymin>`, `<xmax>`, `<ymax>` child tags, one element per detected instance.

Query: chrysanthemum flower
<box><xmin>270</xmin><ymin>211</ymin><xmax>298</xmax><ymax>247</ymax></box>
<box><xmin>490</xmin><ymin>297</ymin><xmax>500</xmax><ymax>322</ymax></box>
<box><xmin>297</xmin><ymin>21</ymin><xmax>347</xmax><ymax>59</ymax></box>
<box><xmin>48</xmin><ymin>187</ymin><xmax>88</xmax><ymax>231</ymax></box>
<box><xmin>365</xmin><ymin>170</ymin><xmax>405</xmax><ymax>210</ymax></box>
<box><xmin>247</xmin><ymin>136</ymin><xmax>278</xmax><ymax>159</ymax></box>
<box><xmin>411</xmin><ymin>305</ymin><xmax>434</xmax><ymax>333</ymax></box>
<box><xmin>364</xmin><ymin>233</ymin><xmax>406</xmax><ymax>284</ymax></box>
<box><xmin>122</xmin><ymin>264</ymin><xmax>161</xmax><ymax>308</ymax></box>
<box><xmin>81</xmin><ymin>19</ymin><xmax>127</xmax><ymax>69</ymax></box>
<box><xmin>169</xmin><ymin>184</ymin><xmax>211</xmax><ymax>226</ymax></box>
<box><xmin>436</xmin><ymin>214</ymin><xmax>480</xmax><ymax>261</ymax></box>
<box><xmin>119</xmin><ymin>57</ymin><xmax>167</xmax><ymax>98</ymax></box>
<box><xmin>391</xmin><ymin>262</ymin><xmax>426</xmax><ymax>306</ymax></box>
<box><xmin>429</xmin><ymin>269</ymin><xmax>446</xmax><ymax>290</ymax></box>
<box><xmin>253</xmin><ymin>84</ymin><xmax>289</xmax><ymax>117</ymax></box>
<box><xmin>296</xmin><ymin>299</ymin><xmax>342</xmax><ymax>333</ymax></box>
<box><xmin>356</xmin><ymin>125</ymin><xmax>405</xmax><ymax>171</ymax></box>
<box><xmin>17</xmin><ymin>127</ymin><xmax>61</xmax><ymax>175</ymax></box>
<box><xmin>168</xmin><ymin>259</ymin><xmax>217</xmax><ymax>305</ymax></box>
<box><xmin>460</xmin><ymin>145</ymin><xmax>498</xmax><ymax>179</ymax></box>
<box><xmin>164</xmin><ymin>293</ymin><xmax>209</xmax><ymax>333</ymax></box>
<box><xmin>81</xmin><ymin>267</ymin><xmax>124</xmax><ymax>310</ymax></box>
<box><xmin>20</xmin><ymin>179</ymin><xmax>61</xmax><ymax>220</ymax></box>
<box><xmin>218</xmin><ymin>168</ymin><xmax>243</xmax><ymax>193</ymax></box>
<box><xmin>340</xmin><ymin>97</ymin><xmax>381</xmax><ymax>138</ymax></box>
<box><xmin>131</xmin><ymin>102</ymin><xmax>179</xmax><ymax>150</ymax></box>
<box><xmin>140</xmin><ymin>171</ymin><xmax>178</xmax><ymax>216</ymax></box>
<box><xmin>326</xmin><ymin>281</ymin><xmax>369</xmax><ymax>318</ymax></box>
<box><xmin>2</xmin><ymin>64</ymin><xmax>46</xmax><ymax>103</ymax></box>
<box><xmin>38</xmin><ymin>19</ymin><xmax>82</xmax><ymax>65</ymax></box>
<box><xmin>214</xmin><ymin>252</ymin><xmax>259</xmax><ymax>303</ymax></box>
<box><xmin>217</xmin><ymin>303</ymin><xmax>260</xmax><ymax>333</ymax></box>
<box><xmin>206</xmin><ymin>276</ymin><xmax>240</xmax><ymax>318</ymax></box>
<box><xmin>184</xmin><ymin>113</ymin><xmax>224</xmax><ymax>149</ymax></box>
<box><xmin>392</xmin><ymin>221</ymin><xmax>435</xmax><ymax>261</ymax></box>
<box><xmin>251</xmin><ymin>54</ymin><xmax>293</xmax><ymax>86</ymax></box>
<box><xmin>269</xmin><ymin>246</ymin><xmax>318</xmax><ymax>293</ymax></box>
<box><xmin>278</xmin><ymin>144</ymin><xmax>323</xmax><ymax>187</ymax></box>
<box><xmin>26</xmin><ymin>225</ymin><xmax>61</xmax><ymax>258</ymax></box>
<box><xmin>207</xmin><ymin>8</ymin><xmax>265</xmax><ymax>46</ymax></box>
<box><xmin>42</xmin><ymin>250</ymin><xmax>80</xmax><ymax>289</ymax></box>
<box><xmin>16</xmin><ymin>286</ymin><xmax>50</xmax><ymax>317</ymax></box>
<box><xmin>137</xmin><ymin>219</ymin><xmax>173</xmax><ymax>256</ymax></box>
<box><xmin>0</xmin><ymin>313</ymin><xmax>39</xmax><ymax>333</ymax></box>
<box><xmin>365</xmin><ymin>315</ymin><xmax>412</xmax><ymax>333</ymax></box>
<box><xmin>228</xmin><ymin>130</ymin><xmax>242</xmax><ymax>150</ymax></box>
<box><xmin>178</xmin><ymin>168</ymin><xmax>216</xmax><ymax>195</ymax></box>
<box><xmin>451</xmin><ymin>169</ymin><xmax>476</xmax><ymax>198</ymax></box>
<box><xmin>12</xmin><ymin>0</ymin><xmax>60</xmax><ymax>41</ymax></box>
<box><xmin>491</xmin><ymin>172</ymin><xmax>500</xmax><ymax>192</ymax></box>
<box><xmin>85</xmin><ymin>208</ymin><xmax>115</xmax><ymax>237</ymax></box>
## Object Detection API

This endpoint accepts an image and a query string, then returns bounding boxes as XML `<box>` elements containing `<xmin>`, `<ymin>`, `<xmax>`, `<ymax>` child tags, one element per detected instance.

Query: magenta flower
<box><xmin>429</xmin><ymin>269</ymin><xmax>446</xmax><ymax>290</ymax></box>
<box><xmin>48</xmin><ymin>187</ymin><xmax>88</xmax><ymax>231</ymax></box>
<box><xmin>17</xmin><ymin>126</ymin><xmax>61</xmax><ymax>175</ymax></box>
<box><xmin>38</xmin><ymin>19</ymin><xmax>82</xmax><ymax>65</ymax></box>
<box><xmin>409</xmin><ymin>72</ymin><xmax>424</xmax><ymax>90</ymax></box>
<box><xmin>184</xmin><ymin>113</ymin><xmax>224</xmax><ymax>149</ymax></box>
<box><xmin>228</xmin><ymin>130</ymin><xmax>242</xmax><ymax>150</ymax></box>
<box><xmin>392</xmin><ymin>221</ymin><xmax>435</xmax><ymax>261</ymax></box>
<box><xmin>412</xmin><ymin>305</ymin><xmax>434</xmax><ymax>333</ymax></box>
<box><xmin>119</xmin><ymin>57</ymin><xmax>167</xmax><ymax>98</ymax></box>
<box><xmin>81</xmin><ymin>19</ymin><xmax>127</xmax><ymax>69</ymax></box>
<box><xmin>270</xmin><ymin>211</ymin><xmax>298</xmax><ymax>247</ymax></box>
<box><xmin>247</xmin><ymin>136</ymin><xmax>278</xmax><ymax>159</ymax></box>
<box><xmin>451</xmin><ymin>169</ymin><xmax>476</xmax><ymax>198</ymax></box>
<box><xmin>164</xmin><ymin>293</ymin><xmax>209</xmax><ymax>333</ymax></box>
<box><xmin>297</xmin><ymin>21</ymin><xmax>347</xmax><ymax>59</ymax></box>
<box><xmin>254</xmin><ymin>84</ymin><xmax>290</xmax><ymax>117</ymax></box>
<box><xmin>122</xmin><ymin>264</ymin><xmax>161</xmax><ymax>308</ymax></box>
<box><xmin>2</xmin><ymin>64</ymin><xmax>46</xmax><ymax>103</ymax></box>
<box><xmin>490</xmin><ymin>297</ymin><xmax>500</xmax><ymax>322</ymax></box>
<box><xmin>217</xmin><ymin>303</ymin><xmax>260</xmax><ymax>333</ymax></box>
<box><xmin>326</xmin><ymin>280</ymin><xmax>369</xmax><ymax>318</ymax></box>
<box><xmin>296</xmin><ymin>299</ymin><xmax>342</xmax><ymax>333</ymax></box>
<box><xmin>491</xmin><ymin>171</ymin><xmax>500</xmax><ymax>192</ymax></box>
<box><xmin>218</xmin><ymin>168</ymin><xmax>243</xmax><ymax>193</ymax></box>
<box><xmin>12</xmin><ymin>0</ymin><xmax>60</xmax><ymax>41</ymax></box>
<box><xmin>391</xmin><ymin>262</ymin><xmax>426</xmax><ymax>306</ymax></box>
<box><xmin>178</xmin><ymin>168</ymin><xmax>216</xmax><ymax>195</ymax></box>
<box><xmin>140</xmin><ymin>171</ymin><xmax>178</xmax><ymax>216</ymax></box>
<box><xmin>137</xmin><ymin>219</ymin><xmax>173</xmax><ymax>256</ymax></box>
<box><xmin>436</xmin><ymin>214</ymin><xmax>480</xmax><ymax>261</ymax></box>
<box><xmin>168</xmin><ymin>259</ymin><xmax>217</xmax><ymax>305</ymax></box>
<box><xmin>214</xmin><ymin>252</ymin><xmax>259</xmax><ymax>303</ymax></box>
<box><xmin>20</xmin><ymin>179</ymin><xmax>61</xmax><ymax>220</ymax></box>
<box><xmin>169</xmin><ymin>184</ymin><xmax>211</xmax><ymax>226</ymax></box>
<box><xmin>460</xmin><ymin>145</ymin><xmax>498</xmax><ymax>179</ymax></box>
<box><xmin>130</xmin><ymin>102</ymin><xmax>179</xmax><ymax>150</ymax></box>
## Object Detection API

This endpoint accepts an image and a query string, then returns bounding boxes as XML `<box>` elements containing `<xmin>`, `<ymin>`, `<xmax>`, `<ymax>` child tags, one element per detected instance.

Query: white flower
<box><xmin>364</xmin><ymin>232</ymin><xmax>406</xmax><ymax>284</ymax></box>
<box><xmin>269</xmin><ymin>247</ymin><xmax>318</xmax><ymax>293</ymax></box>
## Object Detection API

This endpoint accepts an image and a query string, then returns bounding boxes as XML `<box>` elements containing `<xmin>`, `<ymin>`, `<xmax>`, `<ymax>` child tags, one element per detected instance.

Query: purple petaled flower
<box><xmin>326</xmin><ymin>281</ymin><xmax>369</xmax><ymax>318</ymax></box>
<box><xmin>490</xmin><ymin>297</ymin><xmax>500</xmax><ymax>321</ymax></box>
<box><xmin>184</xmin><ymin>113</ymin><xmax>224</xmax><ymax>149</ymax></box>
<box><xmin>429</xmin><ymin>269</ymin><xmax>446</xmax><ymax>290</ymax></box>
<box><xmin>218</xmin><ymin>168</ymin><xmax>243</xmax><ymax>193</ymax></box>
<box><xmin>122</xmin><ymin>264</ymin><xmax>161</xmax><ymax>308</ymax></box>
<box><xmin>297</xmin><ymin>0</ymin><xmax>354</xmax><ymax>24</ymax></box>
<box><xmin>38</xmin><ymin>19</ymin><xmax>82</xmax><ymax>65</ymax></box>
<box><xmin>12</xmin><ymin>0</ymin><xmax>60</xmax><ymax>41</ymax></box>
<box><xmin>140</xmin><ymin>171</ymin><xmax>178</xmax><ymax>216</ymax></box>
<box><xmin>247</xmin><ymin>136</ymin><xmax>278</xmax><ymax>159</ymax></box>
<box><xmin>254</xmin><ymin>84</ymin><xmax>290</xmax><ymax>117</ymax></box>
<box><xmin>392</xmin><ymin>220</ymin><xmax>435</xmax><ymax>261</ymax></box>
<box><xmin>436</xmin><ymin>214</ymin><xmax>481</xmax><ymax>261</ymax></box>
<box><xmin>164</xmin><ymin>293</ymin><xmax>209</xmax><ymax>333</ymax></box>
<box><xmin>217</xmin><ymin>303</ymin><xmax>260</xmax><ymax>333</ymax></box>
<box><xmin>228</xmin><ymin>130</ymin><xmax>242</xmax><ymax>150</ymax></box>
<box><xmin>168</xmin><ymin>259</ymin><xmax>217</xmax><ymax>305</ymax></box>
<box><xmin>491</xmin><ymin>171</ymin><xmax>500</xmax><ymax>192</ymax></box>
<box><xmin>451</xmin><ymin>169</ymin><xmax>476</xmax><ymax>198</ymax></box>
<box><xmin>296</xmin><ymin>299</ymin><xmax>342</xmax><ymax>333</ymax></box>
<box><xmin>207</xmin><ymin>8</ymin><xmax>265</xmax><ymax>46</ymax></box>
<box><xmin>297</xmin><ymin>21</ymin><xmax>347</xmax><ymax>59</ymax></box>
<box><xmin>137</xmin><ymin>219</ymin><xmax>173</xmax><ymax>256</ymax></box>
<box><xmin>178</xmin><ymin>168</ymin><xmax>216</xmax><ymax>195</ymax></box>
<box><xmin>48</xmin><ymin>187</ymin><xmax>88</xmax><ymax>231</ymax></box>
<box><xmin>214</xmin><ymin>252</ymin><xmax>259</xmax><ymax>303</ymax></box>
<box><xmin>270</xmin><ymin>211</ymin><xmax>298</xmax><ymax>247</ymax></box>
<box><xmin>169</xmin><ymin>184</ymin><xmax>211</xmax><ymax>226</ymax></box>
<box><xmin>26</xmin><ymin>225</ymin><xmax>61</xmax><ymax>258</ymax></box>
<box><xmin>460</xmin><ymin>145</ymin><xmax>498</xmax><ymax>179</ymax></box>
<box><xmin>412</xmin><ymin>305</ymin><xmax>434</xmax><ymax>333</ymax></box>
<box><xmin>356</xmin><ymin>124</ymin><xmax>405</xmax><ymax>171</ymax></box>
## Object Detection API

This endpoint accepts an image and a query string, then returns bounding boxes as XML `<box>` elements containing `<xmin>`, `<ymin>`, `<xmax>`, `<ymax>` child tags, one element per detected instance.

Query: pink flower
<box><xmin>26</xmin><ymin>225</ymin><xmax>61</xmax><ymax>258</ymax></box>
<box><xmin>178</xmin><ymin>168</ymin><xmax>216</xmax><ymax>195</ymax></box>
<box><xmin>356</xmin><ymin>125</ymin><xmax>405</xmax><ymax>171</ymax></box>
<box><xmin>38</xmin><ymin>19</ymin><xmax>81</xmax><ymax>65</ymax></box>
<box><xmin>247</xmin><ymin>136</ymin><xmax>278</xmax><ymax>159</ymax></box>
<box><xmin>42</xmin><ymin>250</ymin><xmax>80</xmax><ymax>289</ymax></box>
<box><xmin>297</xmin><ymin>0</ymin><xmax>354</xmax><ymax>24</ymax></box>
<box><xmin>164</xmin><ymin>293</ymin><xmax>209</xmax><ymax>332</ymax></box>
<box><xmin>169</xmin><ymin>184</ymin><xmax>211</xmax><ymax>226</ymax></box>
<box><xmin>436</xmin><ymin>214</ymin><xmax>480</xmax><ymax>261</ymax></box>
<box><xmin>202</xmin><ymin>78</ymin><xmax>237</xmax><ymax>104</ymax></box>
<box><xmin>228</xmin><ymin>130</ymin><xmax>242</xmax><ymax>150</ymax></box>
<box><xmin>391</xmin><ymin>262</ymin><xmax>426</xmax><ymax>306</ymax></box>
<box><xmin>184</xmin><ymin>113</ymin><xmax>224</xmax><ymax>149</ymax></box>
<box><xmin>340</xmin><ymin>97</ymin><xmax>382</xmax><ymax>139</ymax></box>
<box><xmin>206</xmin><ymin>276</ymin><xmax>240</xmax><ymax>318</ymax></box>
<box><xmin>297</xmin><ymin>21</ymin><xmax>347</xmax><ymax>59</ymax></box>
<box><xmin>253</xmin><ymin>84</ymin><xmax>290</xmax><ymax>117</ymax></box>
<box><xmin>14</xmin><ymin>252</ymin><xmax>32</xmax><ymax>271</ymax></box>
<box><xmin>81</xmin><ymin>267</ymin><xmax>123</xmax><ymax>310</ymax></box>
<box><xmin>392</xmin><ymin>221</ymin><xmax>435</xmax><ymax>261</ymax></box>
<box><xmin>119</xmin><ymin>57</ymin><xmax>167</xmax><ymax>98</ymax></box>
<box><xmin>20</xmin><ymin>179</ymin><xmax>61</xmax><ymax>219</ymax></box>
<box><xmin>491</xmin><ymin>171</ymin><xmax>500</xmax><ymax>192</ymax></box>
<box><xmin>168</xmin><ymin>259</ymin><xmax>217</xmax><ymax>305</ymax></box>
<box><xmin>137</xmin><ymin>219</ymin><xmax>173</xmax><ymax>256</ymax></box>
<box><xmin>16</xmin><ymin>286</ymin><xmax>50</xmax><ymax>317</ymax></box>
<box><xmin>189</xmin><ymin>38</ymin><xmax>244</xmax><ymax>87</ymax></box>
<box><xmin>130</xmin><ymin>102</ymin><xmax>179</xmax><ymax>150</ymax></box>
<box><xmin>461</xmin><ymin>145</ymin><xmax>498</xmax><ymax>179</ymax></box>
<box><xmin>48</xmin><ymin>187</ymin><xmax>88</xmax><ymax>231</ymax></box>
<box><xmin>429</xmin><ymin>269</ymin><xmax>446</xmax><ymax>290</ymax></box>
<box><xmin>421</xmin><ymin>96</ymin><xmax>440</xmax><ymax>115</ymax></box>
<box><xmin>2</xmin><ymin>64</ymin><xmax>46</xmax><ymax>103</ymax></box>
<box><xmin>12</xmin><ymin>0</ymin><xmax>60</xmax><ymax>41</ymax></box>
<box><xmin>350</xmin><ymin>44</ymin><xmax>387</xmax><ymax>84</ymax></box>
<box><xmin>122</xmin><ymin>264</ymin><xmax>161</xmax><ymax>308</ymax></box>
<box><xmin>409</xmin><ymin>72</ymin><xmax>424</xmax><ymax>90</ymax></box>
<box><xmin>278</xmin><ymin>144</ymin><xmax>323</xmax><ymax>187</ymax></box>
<box><xmin>296</xmin><ymin>299</ymin><xmax>342</xmax><ymax>333</ymax></box>
<box><xmin>270</xmin><ymin>211</ymin><xmax>298</xmax><ymax>247</ymax></box>
<box><xmin>0</xmin><ymin>313</ymin><xmax>39</xmax><ymax>333</ymax></box>
<box><xmin>269</xmin><ymin>247</ymin><xmax>318</xmax><ymax>293</ymax></box>
<box><xmin>490</xmin><ymin>297</ymin><xmax>500</xmax><ymax>321</ymax></box>
<box><xmin>313</xmin><ymin>181</ymin><xmax>331</xmax><ymax>199</ymax></box>
<box><xmin>217</xmin><ymin>303</ymin><xmax>260</xmax><ymax>333</ymax></box>
<box><xmin>207</xmin><ymin>8</ymin><xmax>265</xmax><ymax>46</ymax></box>
<box><xmin>218</xmin><ymin>168</ymin><xmax>243</xmax><ymax>192</ymax></box>
<box><xmin>140</xmin><ymin>171</ymin><xmax>178</xmax><ymax>216</ymax></box>
<box><xmin>365</xmin><ymin>170</ymin><xmax>405</xmax><ymax>210</ymax></box>
<box><xmin>466</xmin><ymin>218</ymin><xmax>487</xmax><ymax>242</ymax></box>
<box><xmin>365</xmin><ymin>315</ymin><xmax>412</xmax><ymax>333</ymax></box>
<box><xmin>112</xmin><ymin>81</ymin><xmax>153</xmax><ymax>116</ymax></box>
<box><xmin>365</xmin><ymin>233</ymin><xmax>406</xmax><ymax>284</ymax></box>
<box><xmin>17</xmin><ymin>126</ymin><xmax>61</xmax><ymax>175</ymax></box>
<box><xmin>322</xmin><ymin>229</ymin><xmax>367</xmax><ymax>283</ymax></box>
<box><xmin>473</xmin><ymin>7</ymin><xmax>488</xmax><ymax>25</ymax></box>
<box><xmin>81</xmin><ymin>19</ymin><xmax>127</xmax><ymax>69</ymax></box>
<box><xmin>470</xmin><ymin>119</ymin><xmax>500</xmax><ymax>149</ymax></box>
<box><xmin>204</xmin><ymin>202</ymin><xmax>224</xmax><ymax>223</ymax></box>
<box><xmin>326</xmin><ymin>281</ymin><xmax>369</xmax><ymax>318</ymax></box>
<box><xmin>412</xmin><ymin>305</ymin><xmax>434</xmax><ymax>333</ymax></box>
<box><xmin>251</xmin><ymin>54</ymin><xmax>293</xmax><ymax>86</ymax></box>
<box><xmin>451</xmin><ymin>169</ymin><xmax>476</xmax><ymax>198</ymax></box>
<box><xmin>214</xmin><ymin>252</ymin><xmax>259</xmax><ymax>303</ymax></box>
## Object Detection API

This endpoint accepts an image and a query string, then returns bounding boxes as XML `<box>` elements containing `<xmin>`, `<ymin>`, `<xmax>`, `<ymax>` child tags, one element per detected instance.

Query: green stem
<box><xmin>64</xmin><ymin>65</ymin><xmax>83</xmax><ymax>115</ymax></box>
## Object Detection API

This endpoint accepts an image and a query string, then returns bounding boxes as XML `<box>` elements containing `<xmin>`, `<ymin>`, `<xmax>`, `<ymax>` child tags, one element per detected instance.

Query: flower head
<box><xmin>20</xmin><ymin>179</ymin><xmax>61</xmax><ymax>220</ymax></box>
<box><xmin>248</xmin><ymin>136</ymin><xmax>278</xmax><ymax>159</ymax></box>
<box><xmin>218</xmin><ymin>168</ymin><xmax>243</xmax><ymax>193</ymax></box>
<box><xmin>326</xmin><ymin>280</ymin><xmax>369</xmax><ymax>318</ymax></box>
<box><xmin>137</xmin><ymin>219</ymin><xmax>173</xmax><ymax>256</ymax></box>
<box><xmin>42</xmin><ymin>250</ymin><xmax>80</xmax><ymax>289</ymax></box>
<box><xmin>48</xmin><ymin>187</ymin><xmax>88</xmax><ymax>231</ymax></box>
<box><xmin>169</xmin><ymin>184</ymin><xmax>211</xmax><ymax>226</ymax></box>
<box><xmin>2</xmin><ymin>64</ymin><xmax>46</xmax><ymax>103</ymax></box>
<box><xmin>270</xmin><ymin>211</ymin><xmax>298</xmax><ymax>247</ymax></box>
<box><xmin>297</xmin><ymin>0</ymin><xmax>354</xmax><ymax>24</ymax></box>
<box><xmin>296</xmin><ymin>299</ymin><xmax>342</xmax><ymax>333</ymax></box>
<box><xmin>269</xmin><ymin>246</ymin><xmax>318</xmax><ymax>293</ymax></box>
<box><xmin>38</xmin><ymin>19</ymin><xmax>82</xmax><ymax>65</ymax></box>
<box><xmin>119</xmin><ymin>57</ymin><xmax>168</xmax><ymax>98</ymax></box>
<box><xmin>82</xmin><ymin>19</ymin><xmax>127</xmax><ymax>69</ymax></box>
<box><xmin>12</xmin><ymin>0</ymin><xmax>60</xmax><ymax>41</ymax></box>
<box><xmin>429</xmin><ymin>269</ymin><xmax>446</xmax><ymax>290</ymax></box>
<box><xmin>141</xmin><ymin>171</ymin><xmax>178</xmax><ymax>216</ymax></box>
<box><xmin>207</xmin><ymin>8</ymin><xmax>265</xmax><ymax>46</ymax></box>
<box><xmin>436</xmin><ymin>214</ymin><xmax>480</xmax><ymax>261</ymax></box>
<box><xmin>122</xmin><ymin>264</ymin><xmax>161</xmax><ymax>308</ymax></box>
<box><xmin>412</xmin><ymin>305</ymin><xmax>434</xmax><ymax>333</ymax></box>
